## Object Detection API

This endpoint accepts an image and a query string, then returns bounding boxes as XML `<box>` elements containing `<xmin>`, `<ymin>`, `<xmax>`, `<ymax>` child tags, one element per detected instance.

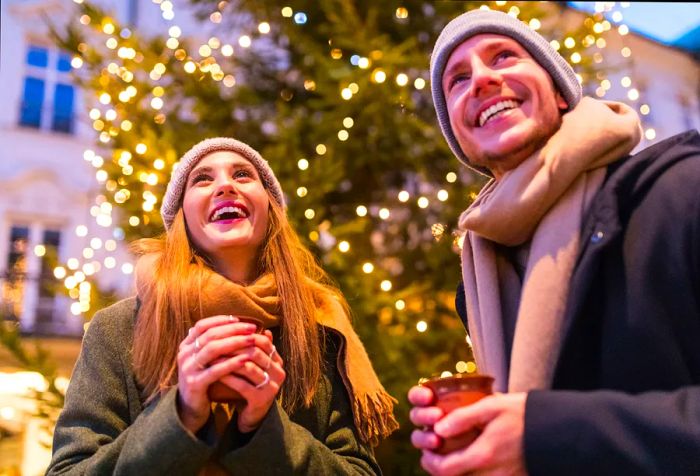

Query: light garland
<box><xmin>59</xmin><ymin>0</ymin><xmax>656</xmax><ymax>343</ymax></box>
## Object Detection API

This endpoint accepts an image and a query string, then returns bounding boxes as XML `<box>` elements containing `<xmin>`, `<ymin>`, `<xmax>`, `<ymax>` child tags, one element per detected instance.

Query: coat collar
<box><xmin>556</xmin><ymin>130</ymin><xmax>700</xmax><ymax>377</ymax></box>
<box><xmin>576</xmin><ymin>130</ymin><xmax>700</xmax><ymax>264</ymax></box>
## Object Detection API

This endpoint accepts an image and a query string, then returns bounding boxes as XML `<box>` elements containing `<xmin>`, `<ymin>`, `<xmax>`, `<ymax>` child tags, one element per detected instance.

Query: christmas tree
<box><xmin>50</xmin><ymin>1</ymin><xmax>615</xmax><ymax>471</ymax></box>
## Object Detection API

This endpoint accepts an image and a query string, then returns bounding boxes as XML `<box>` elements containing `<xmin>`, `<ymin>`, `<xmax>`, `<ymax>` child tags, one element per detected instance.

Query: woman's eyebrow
<box><xmin>188</xmin><ymin>165</ymin><xmax>213</xmax><ymax>179</ymax></box>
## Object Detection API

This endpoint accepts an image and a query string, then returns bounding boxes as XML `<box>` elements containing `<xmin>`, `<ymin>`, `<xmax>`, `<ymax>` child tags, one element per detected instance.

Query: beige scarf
<box><xmin>459</xmin><ymin>97</ymin><xmax>641</xmax><ymax>392</ymax></box>
<box><xmin>137</xmin><ymin>261</ymin><xmax>398</xmax><ymax>446</ymax></box>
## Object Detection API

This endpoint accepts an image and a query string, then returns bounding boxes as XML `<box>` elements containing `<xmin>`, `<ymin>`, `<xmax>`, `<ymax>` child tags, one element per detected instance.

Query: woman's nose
<box><xmin>213</xmin><ymin>175</ymin><xmax>237</xmax><ymax>197</ymax></box>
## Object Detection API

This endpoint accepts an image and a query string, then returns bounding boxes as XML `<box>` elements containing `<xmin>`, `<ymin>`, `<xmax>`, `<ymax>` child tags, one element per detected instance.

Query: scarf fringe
<box><xmin>352</xmin><ymin>391</ymin><xmax>400</xmax><ymax>447</ymax></box>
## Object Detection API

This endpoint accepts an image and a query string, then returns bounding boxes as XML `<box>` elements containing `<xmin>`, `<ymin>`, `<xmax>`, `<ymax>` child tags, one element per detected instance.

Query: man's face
<box><xmin>442</xmin><ymin>34</ymin><xmax>568</xmax><ymax>179</ymax></box>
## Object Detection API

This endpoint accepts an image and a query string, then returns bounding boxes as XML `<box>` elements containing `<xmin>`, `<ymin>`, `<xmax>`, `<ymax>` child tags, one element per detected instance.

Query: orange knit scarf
<box><xmin>138</xmin><ymin>260</ymin><xmax>398</xmax><ymax>446</ymax></box>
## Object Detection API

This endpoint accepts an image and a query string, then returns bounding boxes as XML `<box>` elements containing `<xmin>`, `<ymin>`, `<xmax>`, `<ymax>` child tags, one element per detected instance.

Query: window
<box><xmin>1</xmin><ymin>225</ymin><xmax>66</xmax><ymax>334</ymax></box>
<box><xmin>53</xmin><ymin>84</ymin><xmax>75</xmax><ymax>133</ymax></box>
<box><xmin>20</xmin><ymin>77</ymin><xmax>45</xmax><ymax>128</ymax></box>
<box><xmin>27</xmin><ymin>45</ymin><xmax>48</xmax><ymax>68</ymax></box>
<box><xmin>19</xmin><ymin>45</ymin><xmax>76</xmax><ymax>134</ymax></box>
<box><xmin>35</xmin><ymin>229</ymin><xmax>61</xmax><ymax>328</ymax></box>
<box><xmin>2</xmin><ymin>226</ymin><xmax>29</xmax><ymax>321</ymax></box>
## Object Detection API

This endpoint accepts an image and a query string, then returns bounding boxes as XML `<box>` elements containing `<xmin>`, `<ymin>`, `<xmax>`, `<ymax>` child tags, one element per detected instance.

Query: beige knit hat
<box><xmin>160</xmin><ymin>137</ymin><xmax>285</xmax><ymax>231</ymax></box>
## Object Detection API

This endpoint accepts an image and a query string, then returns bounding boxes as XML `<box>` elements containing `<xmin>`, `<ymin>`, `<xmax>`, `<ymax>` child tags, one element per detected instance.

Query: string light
<box><xmin>59</xmin><ymin>1</ymin><xmax>655</xmax><ymax>323</ymax></box>
<box><xmin>221</xmin><ymin>44</ymin><xmax>234</xmax><ymax>56</ymax></box>
<box><xmin>293</xmin><ymin>12</ymin><xmax>308</xmax><ymax>24</ymax></box>
<box><xmin>258</xmin><ymin>22</ymin><xmax>271</xmax><ymax>34</ymax></box>
<box><xmin>372</xmin><ymin>69</ymin><xmax>386</xmax><ymax>83</ymax></box>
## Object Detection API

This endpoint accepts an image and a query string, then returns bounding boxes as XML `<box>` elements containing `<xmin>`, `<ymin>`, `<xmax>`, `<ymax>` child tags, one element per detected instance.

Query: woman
<box><xmin>48</xmin><ymin>137</ymin><xmax>398</xmax><ymax>475</ymax></box>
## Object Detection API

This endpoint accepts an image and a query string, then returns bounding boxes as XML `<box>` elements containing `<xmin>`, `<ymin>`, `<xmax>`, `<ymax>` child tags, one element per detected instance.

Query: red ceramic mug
<box><xmin>421</xmin><ymin>373</ymin><xmax>494</xmax><ymax>454</ymax></box>
<box><xmin>206</xmin><ymin>316</ymin><xmax>266</xmax><ymax>403</ymax></box>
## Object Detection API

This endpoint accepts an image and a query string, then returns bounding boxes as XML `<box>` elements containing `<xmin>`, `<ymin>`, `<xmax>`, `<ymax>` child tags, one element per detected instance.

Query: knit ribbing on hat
<box><xmin>160</xmin><ymin>137</ymin><xmax>285</xmax><ymax>231</ymax></box>
<box><xmin>430</xmin><ymin>9</ymin><xmax>583</xmax><ymax>175</ymax></box>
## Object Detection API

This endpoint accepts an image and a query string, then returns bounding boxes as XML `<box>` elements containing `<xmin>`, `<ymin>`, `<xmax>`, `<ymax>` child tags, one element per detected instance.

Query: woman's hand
<box><xmin>218</xmin><ymin>329</ymin><xmax>285</xmax><ymax>433</ymax></box>
<box><xmin>176</xmin><ymin>315</ymin><xmax>260</xmax><ymax>433</ymax></box>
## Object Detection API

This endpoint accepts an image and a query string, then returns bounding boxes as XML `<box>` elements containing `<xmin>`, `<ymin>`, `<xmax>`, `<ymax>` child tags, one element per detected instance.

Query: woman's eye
<box><xmin>191</xmin><ymin>174</ymin><xmax>211</xmax><ymax>185</ymax></box>
<box><xmin>234</xmin><ymin>170</ymin><xmax>252</xmax><ymax>179</ymax></box>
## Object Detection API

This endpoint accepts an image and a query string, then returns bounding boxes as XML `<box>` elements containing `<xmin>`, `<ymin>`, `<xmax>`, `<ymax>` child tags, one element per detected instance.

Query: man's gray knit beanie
<box><xmin>160</xmin><ymin>137</ymin><xmax>285</xmax><ymax>231</ymax></box>
<box><xmin>430</xmin><ymin>9</ymin><xmax>582</xmax><ymax>175</ymax></box>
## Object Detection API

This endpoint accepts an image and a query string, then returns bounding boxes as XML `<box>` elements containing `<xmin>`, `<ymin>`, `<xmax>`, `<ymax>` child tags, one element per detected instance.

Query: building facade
<box><xmin>0</xmin><ymin>0</ymin><xmax>161</xmax><ymax>337</ymax></box>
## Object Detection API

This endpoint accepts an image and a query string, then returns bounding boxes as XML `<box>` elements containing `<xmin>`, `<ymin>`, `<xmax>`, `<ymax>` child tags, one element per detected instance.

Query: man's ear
<box><xmin>555</xmin><ymin>91</ymin><xmax>569</xmax><ymax>111</ymax></box>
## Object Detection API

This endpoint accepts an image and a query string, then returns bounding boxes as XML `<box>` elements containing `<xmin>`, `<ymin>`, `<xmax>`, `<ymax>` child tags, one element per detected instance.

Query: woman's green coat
<box><xmin>47</xmin><ymin>297</ymin><xmax>381</xmax><ymax>475</ymax></box>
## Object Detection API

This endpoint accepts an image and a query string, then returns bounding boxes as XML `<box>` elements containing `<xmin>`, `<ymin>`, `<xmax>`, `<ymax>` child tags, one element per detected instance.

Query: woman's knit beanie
<box><xmin>160</xmin><ymin>137</ymin><xmax>284</xmax><ymax>231</ymax></box>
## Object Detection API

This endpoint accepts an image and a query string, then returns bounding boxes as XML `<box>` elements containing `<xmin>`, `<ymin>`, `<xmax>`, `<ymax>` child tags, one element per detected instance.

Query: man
<box><xmin>409</xmin><ymin>8</ymin><xmax>700</xmax><ymax>476</ymax></box>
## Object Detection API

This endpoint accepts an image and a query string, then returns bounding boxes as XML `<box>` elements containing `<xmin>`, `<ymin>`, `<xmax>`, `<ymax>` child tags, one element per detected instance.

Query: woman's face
<box><xmin>182</xmin><ymin>151</ymin><xmax>270</xmax><ymax>264</ymax></box>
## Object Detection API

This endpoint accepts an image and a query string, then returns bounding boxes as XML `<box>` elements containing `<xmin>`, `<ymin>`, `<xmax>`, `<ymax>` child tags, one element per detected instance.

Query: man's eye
<box><xmin>494</xmin><ymin>50</ymin><xmax>516</xmax><ymax>64</ymax></box>
<box><xmin>449</xmin><ymin>73</ymin><xmax>471</xmax><ymax>91</ymax></box>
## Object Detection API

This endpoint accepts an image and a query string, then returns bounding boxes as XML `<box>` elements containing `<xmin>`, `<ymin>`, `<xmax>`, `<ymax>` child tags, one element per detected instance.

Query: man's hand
<box><xmin>412</xmin><ymin>389</ymin><xmax>528</xmax><ymax>476</ymax></box>
<box><xmin>408</xmin><ymin>385</ymin><xmax>444</xmax><ymax>451</ymax></box>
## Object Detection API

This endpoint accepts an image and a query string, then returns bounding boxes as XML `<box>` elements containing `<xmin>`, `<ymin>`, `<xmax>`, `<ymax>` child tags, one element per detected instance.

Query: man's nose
<box><xmin>469</xmin><ymin>60</ymin><xmax>502</xmax><ymax>97</ymax></box>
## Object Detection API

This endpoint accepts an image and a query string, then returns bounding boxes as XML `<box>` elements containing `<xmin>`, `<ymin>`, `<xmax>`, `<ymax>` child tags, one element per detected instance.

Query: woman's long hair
<box><xmin>131</xmin><ymin>196</ymin><xmax>340</xmax><ymax>412</ymax></box>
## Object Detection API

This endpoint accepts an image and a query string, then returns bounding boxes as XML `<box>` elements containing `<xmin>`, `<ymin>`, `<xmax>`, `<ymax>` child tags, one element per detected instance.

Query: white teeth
<box><xmin>478</xmin><ymin>100</ymin><xmax>519</xmax><ymax>127</ymax></box>
<box><xmin>211</xmin><ymin>206</ymin><xmax>246</xmax><ymax>221</ymax></box>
